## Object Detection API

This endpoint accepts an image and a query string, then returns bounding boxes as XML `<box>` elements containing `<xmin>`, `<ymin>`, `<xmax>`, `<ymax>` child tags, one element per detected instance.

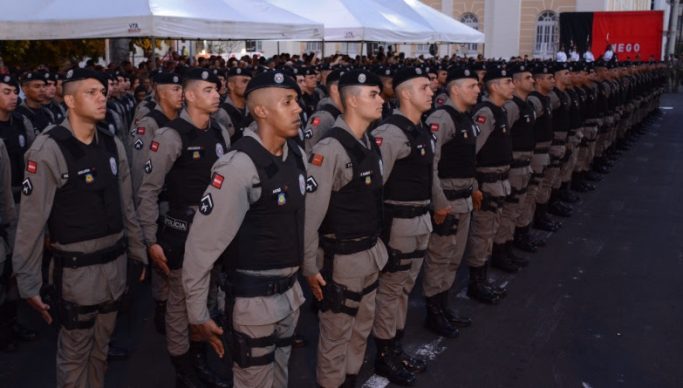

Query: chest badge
<box><xmin>216</xmin><ymin>143</ymin><xmax>224</xmax><ymax>158</ymax></box>
<box><xmin>277</xmin><ymin>192</ymin><xmax>287</xmax><ymax>206</ymax></box>
<box><xmin>192</xmin><ymin>151</ymin><xmax>201</xmax><ymax>160</ymax></box>
<box><xmin>18</xmin><ymin>134</ymin><xmax>25</xmax><ymax>148</ymax></box>
<box><xmin>365</xmin><ymin>176</ymin><xmax>372</xmax><ymax>185</ymax></box>
<box><xmin>84</xmin><ymin>173</ymin><xmax>95</xmax><ymax>184</ymax></box>
<box><xmin>109</xmin><ymin>157</ymin><xmax>118</xmax><ymax>176</ymax></box>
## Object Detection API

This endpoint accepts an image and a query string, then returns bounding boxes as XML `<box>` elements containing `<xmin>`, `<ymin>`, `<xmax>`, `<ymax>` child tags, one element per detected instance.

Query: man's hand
<box><xmin>148</xmin><ymin>243</ymin><xmax>170</xmax><ymax>275</ymax></box>
<box><xmin>472</xmin><ymin>190</ymin><xmax>484</xmax><ymax>211</ymax></box>
<box><xmin>191</xmin><ymin>319</ymin><xmax>225</xmax><ymax>358</ymax></box>
<box><xmin>306</xmin><ymin>273</ymin><xmax>327</xmax><ymax>301</ymax></box>
<box><xmin>27</xmin><ymin>295</ymin><xmax>52</xmax><ymax>324</ymax></box>
<box><xmin>433</xmin><ymin>207</ymin><xmax>452</xmax><ymax>225</ymax></box>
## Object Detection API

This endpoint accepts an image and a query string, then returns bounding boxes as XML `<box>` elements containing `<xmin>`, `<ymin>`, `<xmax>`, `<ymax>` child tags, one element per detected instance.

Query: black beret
<box><xmin>552</xmin><ymin>61</ymin><xmax>570</xmax><ymax>73</ymax></box>
<box><xmin>508</xmin><ymin>63</ymin><xmax>532</xmax><ymax>76</ymax></box>
<box><xmin>245</xmin><ymin>70</ymin><xmax>300</xmax><ymax>98</ymax></box>
<box><xmin>424</xmin><ymin>65</ymin><xmax>438</xmax><ymax>75</ymax></box>
<box><xmin>483</xmin><ymin>64</ymin><xmax>511</xmax><ymax>82</ymax></box>
<box><xmin>326</xmin><ymin>69</ymin><xmax>344</xmax><ymax>85</ymax></box>
<box><xmin>22</xmin><ymin>71</ymin><xmax>49</xmax><ymax>84</ymax></box>
<box><xmin>392</xmin><ymin>66</ymin><xmax>429</xmax><ymax>88</ymax></box>
<box><xmin>299</xmin><ymin>66</ymin><xmax>316</xmax><ymax>76</ymax></box>
<box><xmin>319</xmin><ymin>63</ymin><xmax>332</xmax><ymax>71</ymax></box>
<box><xmin>0</xmin><ymin>74</ymin><xmax>20</xmax><ymax>89</ymax></box>
<box><xmin>48</xmin><ymin>72</ymin><xmax>60</xmax><ymax>82</ymax></box>
<box><xmin>471</xmin><ymin>62</ymin><xmax>486</xmax><ymax>71</ymax></box>
<box><xmin>152</xmin><ymin>72</ymin><xmax>182</xmax><ymax>85</ymax></box>
<box><xmin>531</xmin><ymin>63</ymin><xmax>552</xmax><ymax>75</ymax></box>
<box><xmin>339</xmin><ymin>69</ymin><xmax>383</xmax><ymax>91</ymax></box>
<box><xmin>184</xmin><ymin>67</ymin><xmax>220</xmax><ymax>85</ymax></box>
<box><xmin>373</xmin><ymin>65</ymin><xmax>394</xmax><ymax>78</ymax></box>
<box><xmin>62</xmin><ymin>67</ymin><xmax>108</xmax><ymax>90</ymax></box>
<box><xmin>446</xmin><ymin>66</ymin><xmax>478</xmax><ymax>83</ymax></box>
<box><xmin>226</xmin><ymin>67</ymin><xmax>252</xmax><ymax>78</ymax></box>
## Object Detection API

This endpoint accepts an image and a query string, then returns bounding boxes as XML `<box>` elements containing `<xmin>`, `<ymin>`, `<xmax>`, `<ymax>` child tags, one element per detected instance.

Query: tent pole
<box><xmin>322</xmin><ymin>38</ymin><xmax>325</xmax><ymax>57</ymax></box>
<box><xmin>150</xmin><ymin>37</ymin><xmax>157</xmax><ymax>70</ymax></box>
<box><xmin>277</xmin><ymin>41</ymin><xmax>280</xmax><ymax>55</ymax></box>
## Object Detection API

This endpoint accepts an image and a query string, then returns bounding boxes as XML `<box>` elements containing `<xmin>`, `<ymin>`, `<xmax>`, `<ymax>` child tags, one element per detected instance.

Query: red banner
<box><xmin>591</xmin><ymin>11</ymin><xmax>664</xmax><ymax>61</ymax></box>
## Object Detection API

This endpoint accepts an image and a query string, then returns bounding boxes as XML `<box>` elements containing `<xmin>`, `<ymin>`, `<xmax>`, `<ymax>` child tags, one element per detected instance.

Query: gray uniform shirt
<box><xmin>182</xmin><ymin>129</ymin><xmax>305</xmax><ymax>325</ymax></box>
<box><xmin>12</xmin><ymin>119</ymin><xmax>147</xmax><ymax>302</ymax></box>
<box><xmin>130</xmin><ymin>105</ymin><xmax>174</xmax><ymax>197</ymax></box>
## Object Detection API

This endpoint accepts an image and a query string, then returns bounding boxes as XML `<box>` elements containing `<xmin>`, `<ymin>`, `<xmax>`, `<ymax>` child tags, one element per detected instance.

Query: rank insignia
<box><xmin>134</xmin><ymin>138</ymin><xmax>144</xmax><ymax>150</ymax></box>
<box><xmin>199</xmin><ymin>193</ymin><xmax>213</xmax><ymax>215</ymax></box>
<box><xmin>144</xmin><ymin>160</ymin><xmax>152</xmax><ymax>174</ymax></box>
<box><xmin>22</xmin><ymin>178</ymin><xmax>32</xmax><ymax>196</ymax></box>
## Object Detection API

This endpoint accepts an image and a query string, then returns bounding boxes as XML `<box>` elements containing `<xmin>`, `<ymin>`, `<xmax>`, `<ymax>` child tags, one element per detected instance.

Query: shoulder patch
<box><xmin>476</xmin><ymin>116</ymin><xmax>487</xmax><ymax>124</ymax></box>
<box><xmin>137</xmin><ymin>127</ymin><xmax>146</xmax><ymax>135</ymax></box>
<box><xmin>436</xmin><ymin>97</ymin><xmax>445</xmax><ymax>106</ymax></box>
<box><xmin>21</xmin><ymin>178</ymin><xmax>32</xmax><ymax>196</ymax></box>
<box><xmin>430</xmin><ymin>123</ymin><xmax>440</xmax><ymax>132</ymax></box>
<box><xmin>199</xmin><ymin>193</ymin><xmax>214</xmax><ymax>215</ymax></box>
<box><xmin>309</xmin><ymin>153</ymin><xmax>324</xmax><ymax>167</ymax></box>
<box><xmin>374</xmin><ymin>137</ymin><xmax>383</xmax><ymax>147</ymax></box>
<box><xmin>312</xmin><ymin>117</ymin><xmax>321</xmax><ymax>127</ymax></box>
<box><xmin>305</xmin><ymin>176</ymin><xmax>318</xmax><ymax>193</ymax></box>
<box><xmin>150</xmin><ymin>141</ymin><xmax>159</xmax><ymax>152</ymax></box>
<box><xmin>211</xmin><ymin>173</ymin><xmax>224</xmax><ymax>189</ymax></box>
<box><xmin>26</xmin><ymin>160</ymin><xmax>38</xmax><ymax>174</ymax></box>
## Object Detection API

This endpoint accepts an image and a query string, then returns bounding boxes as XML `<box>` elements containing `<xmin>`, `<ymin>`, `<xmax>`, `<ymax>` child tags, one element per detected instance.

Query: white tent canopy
<box><xmin>375</xmin><ymin>0</ymin><xmax>484</xmax><ymax>43</ymax></box>
<box><xmin>0</xmin><ymin>0</ymin><xmax>323</xmax><ymax>40</ymax></box>
<box><xmin>267</xmin><ymin>0</ymin><xmax>435</xmax><ymax>42</ymax></box>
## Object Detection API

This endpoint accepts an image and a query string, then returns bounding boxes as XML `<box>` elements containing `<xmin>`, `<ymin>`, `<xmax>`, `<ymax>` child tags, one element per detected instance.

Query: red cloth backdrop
<box><xmin>591</xmin><ymin>11</ymin><xmax>664</xmax><ymax>61</ymax></box>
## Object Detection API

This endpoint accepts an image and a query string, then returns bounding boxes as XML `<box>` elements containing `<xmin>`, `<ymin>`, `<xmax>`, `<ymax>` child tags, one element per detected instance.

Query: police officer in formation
<box><xmin>2</xmin><ymin>56</ymin><xmax>666</xmax><ymax>388</ymax></box>
<box><xmin>137</xmin><ymin>67</ymin><xmax>230</xmax><ymax>387</ymax></box>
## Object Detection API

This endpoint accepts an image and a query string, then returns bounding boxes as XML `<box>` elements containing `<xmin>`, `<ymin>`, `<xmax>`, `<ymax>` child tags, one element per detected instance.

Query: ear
<box><xmin>63</xmin><ymin>94</ymin><xmax>76</xmax><ymax>110</ymax></box>
<box><xmin>183</xmin><ymin>89</ymin><xmax>194</xmax><ymax>104</ymax></box>
<box><xmin>251</xmin><ymin>103</ymin><xmax>267</xmax><ymax>120</ymax></box>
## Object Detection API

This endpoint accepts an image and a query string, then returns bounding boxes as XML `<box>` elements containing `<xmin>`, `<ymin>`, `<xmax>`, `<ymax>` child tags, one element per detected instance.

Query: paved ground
<box><xmin>2</xmin><ymin>93</ymin><xmax>682</xmax><ymax>388</ymax></box>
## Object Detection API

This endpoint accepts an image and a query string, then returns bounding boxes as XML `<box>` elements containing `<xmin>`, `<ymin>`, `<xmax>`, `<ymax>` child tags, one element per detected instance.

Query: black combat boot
<box><xmin>189</xmin><ymin>341</ymin><xmax>231</xmax><ymax>388</ymax></box>
<box><xmin>490</xmin><ymin>243</ymin><xmax>519</xmax><ymax>273</ymax></box>
<box><xmin>0</xmin><ymin>302</ymin><xmax>18</xmax><ymax>352</ymax></box>
<box><xmin>548</xmin><ymin>190</ymin><xmax>573</xmax><ymax>218</ymax></box>
<box><xmin>437</xmin><ymin>292</ymin><xmax>471</xmax><ymax>328</ymax></box>
<box><xmin>154</xmin><ymin>299</ymin><xmax>167</xmax><ymax>335</ymax></box>
<box><xmin>374</xmin><ymin>338</ymin><xmax>416</xmax><ymax>386</ymax></box>
<box><xmin>6</xmin><ymin>301</ymin><xmax>36</xmax><ymax>342</ymax></box>
<box><xmin>513</xmin><ymin>226</ymin><xmax>537</xmax><ymax>252</ymax></box>
<box><xmin>506</xmin><ymin>241</ymin><xmax>529</xmax><ymax>268</ymax></box>
<box><xmin>394</xmin><ymin>330</ymin><xmax>427</xmax><ymax>373</ymax></box>
<box><xmin>341</xmin><ymin>374</ymin><xmax>357</xmax><ymax>388</ymax></box>
<box><xmin>482</xmin><ymin>264</ymin><xmax>508</xmax><ymax>299</ymax></box>
<box><xmin>533</xmin><ymin>203</ymin><xmax>561</xmax><ymax>232</ymax></box>
<box><xmin>424</xmin><ymin>295</ymin><xmax>459</xmax><ymax>338</ymax></box>
<box><xmin>171</xmin><ymin>353</ymin><xmax>206</xmax><ymax>388</ymax></box>
<box><xmin>558</xmin><ymin>182</ymin><xmax>580</xmax><ymax>203</ymax></box>
<box><xmin>466</xmin><ymin>266</ymin><xmax>500</xmax><ymax>305</ymax></box>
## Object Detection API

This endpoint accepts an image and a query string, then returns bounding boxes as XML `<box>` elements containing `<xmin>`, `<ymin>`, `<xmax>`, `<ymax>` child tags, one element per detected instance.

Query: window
<box><xmin>460</xmin><ymin>13</ymin><xmax>479</xmax><ymax>55</ymax></box>
<box><xmin>534</xmin><ymin>11</ymin><xmax>559</xmax><ymax>59</ymax></box>
<box><xmin>416</xmin><ymin>44</ymin><xmax>431</xmax><ymax>55</ymax></box>
<box><xmin>245</xmin><ymin>40</ymin><xmax>263</xmax><ymax>52</ymax></box>
<box><xmin>306</xmin><ymin>41</ymin><xmax>322</xmax><ymax>54</ymax></box>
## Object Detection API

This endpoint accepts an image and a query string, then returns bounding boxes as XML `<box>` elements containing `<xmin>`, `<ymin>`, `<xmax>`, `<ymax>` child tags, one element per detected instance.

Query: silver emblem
<box><xmin>45</xmin><ymin>73</ymin><xmax>50</xmax><ymax>79</ymax></box>
<box><xmin>173</xmin><ymin>75</ymin><xmax>179</xmax><ymax>83</ymax></box>
<box><xmin>18</xmin><ymin>134</ymin><xmax>25</xmax><ymax>148</ymax></box>
<box><xmin>464</xmin><ymin>69</ymin><xmax>471</xmax><ymax>76</ymax></box>
<box><xmin>236</xmin><ymin>68</ymin><xmax>242</xmax><ymax>75</ymax></box>
<box><xmin>358</xmin><ymin>73</ymin><xmax>367</xmax><ymax>83</ymax></box>
<box><xmin>3</xmin><ymin>76</ymin><xmax>9</xmax><ymax>83</ymax></box>
<box><xmin>520</xmin><ymin>65</ymin><xmax>525</xmax><ymax>71</ymax></box>
<box><xmin>27</xmin><ymin>73</ymin><xmax>32</xmax><ymax>79</ymax></box>
<box><xmin>385</xmin><ymin>69</ymin><xmax>391</xmax><ymax>75</ymax></box>
<box><xmin>66</xmin><ymin>69</ymin><xmax>73</xmax><ymax>79</ymax></box>
<box><xmin>501</xmin><ymin>70</ymin><xmax>507</xmax><ymax>76</ymax></box>
<box><xmin>201</xmin><ymin>71</ymin><xmax>208</xmax><ymax>80</ymax></box>
<box><xmin>215</xmin><ymin>143</ymin><xmax>224</xmax><ymax>157</ymax></box>
<box><xmin>108</xmin><ymin>124</ymin><xmax>115</xmax><ymax>134</ymax></box>
<box><xmin>274</xmin><ymin>73</ymin><xmax>284</xmax><ymax>84</ymax></box>
<box><xmin>415</xmin><ymin>68</ymin><xmax>422</xmax><ymax>75</ymax></box>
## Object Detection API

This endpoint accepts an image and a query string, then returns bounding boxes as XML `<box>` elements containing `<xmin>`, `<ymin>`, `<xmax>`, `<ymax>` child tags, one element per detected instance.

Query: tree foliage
<box><xmin>0</xmin><ymin>40</ymin><xmax>105</xmax><ymax>69</ymax></box>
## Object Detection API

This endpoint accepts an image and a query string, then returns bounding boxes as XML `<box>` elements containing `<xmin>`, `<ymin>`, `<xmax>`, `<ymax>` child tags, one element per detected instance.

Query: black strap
<box><xmin>381</xmin><ymin>114</ymin><xmax>421</xmax><ymax>140</ymax></box>
<box><xmin>443</xmin><ymin>186</ymin><xmax>473</xmax><ymax>200</ymax></box>
<box><xmin>510</xmin><ymin>159</ymin><xmax>530</xmax><ymax>168</ymax></box>
<box><xmin>52</xmin><ymin>238</ymin><xmax>127</xmax><ymax>269</ymax></box>
<box><xmin>477</xmin><ymin>171</ymin><xmax>509</xmax><ymax>183</ymax></box>
<box><xmin>319</xmin><ymin>104</ymin><xmax>341</xmax><ymax>120</ymax></box>
<box><xmin>228</xmin><ymin>272</ymin><xmax>297</xmax><ymax>298</ymax></box>
<box><xmin>534</xmin><ymin>147</ymin><xmax>550</xmax><ymax>154</ymax></box>
<box><xmin>384</xmin><ymin>204</ymin><xmax>429</xmax><ymax>219</ymax></box>
<box><xmin>146</xmin><ymin>108</ymin><xmax>171</xmax><ymax>129</ymax></box>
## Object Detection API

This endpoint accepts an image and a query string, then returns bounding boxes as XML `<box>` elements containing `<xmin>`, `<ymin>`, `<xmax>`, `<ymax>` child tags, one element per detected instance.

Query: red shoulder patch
<box><xmin>374</xmin><ymin>137</ymin><xmax>383</xmax><ymax>147</ymax></box>
<box><xmin>430</xmin><ymin>123</ymin><xmax>440</xmax><ymax>132</ymax></box>
<box><xmin>312</xmin><ymin>117</ymin><xmax>321</xmax><ymax>127</ymax></box>
<box><xmin>150</xmin><ymin>141</ymin><xmax>159</xmax><ymax>152</ymax></box>
<box><xmin>26</xmin><ymin>160</ymin><xmax>38</xmax><ymax>174</ymax></box>
<box><xmin>476</xmin><ymin>116</ymin><xmax>487</xmax><ymax>124</ymax></box>
<box><xmin>211</xmin><ymin>173</ymin><xmax>224</xmax><ymax>189</ymax></box>
<box><xmin>309</xmin><ymin>153</ymin><xmax>324</xmax><ymax>167</ymax></box>
<box><xmin>436</xmin><ymin>98</ymin><xmax>445</xmax><ymax>106</ymax></box>
<box><xmin>137</xmin><ymin>127</ymin><xmax>145</xmax><ymax>135</ymax></box>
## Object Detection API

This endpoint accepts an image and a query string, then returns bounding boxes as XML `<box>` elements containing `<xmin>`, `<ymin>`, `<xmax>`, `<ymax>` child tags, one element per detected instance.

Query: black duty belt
<box><xmin>320</xmin><ymin>235</ymin><xmax>378</xmax><ymax>256</ymax></box>
<box><xmin>443</xmin><ymin>186</ymin><xmax>473</xmax><ymax>200</ymax></box>
<box><xmin>477</xmin><ymin>171</ymin><xmax>508</xmax><ymax>183</ymax></box>
<box><xmin>384</xmin><ymin>204</ymin><xmax>429</xmax><ymax>219</ymax></box>
<box><xmin>534</xmin><ymin>147</ymin><xmax>550</xmax><ymax>154</ymax></box>
<box><xmin>510</xmin><ymin>159</ymin><xmax>531</xmax><ymax>168</ymax></box>
<box><xmin>228</xmin><ymin>272</ymin><xmax>297</xmax><ymax>298</ymax></box>
<box><xmin>52</xmin><ymin>238</ymin><xmax>127</xmax><ymax>269</ymax></box>
<box><xmin>551</xmin><ymin>139</ymin><xmax>566</xmax><ymax>146</ymax></box>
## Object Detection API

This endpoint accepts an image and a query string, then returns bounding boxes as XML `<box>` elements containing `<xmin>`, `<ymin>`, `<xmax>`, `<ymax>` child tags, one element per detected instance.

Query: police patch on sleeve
<box><xmin>144</xmin><ymin>160</ymin><xmax>153</xmax><ymax>174</ymax></box>
<box><xmin>199</xmin><ymin>193</ymin><xmax>214</xmax><ymax>215</ymax></box>
<box><xmin>21</xmin><ymin>178</ymin><xmax>32</xmax><ymax>196</ymax></box>
<box><xmin>305</xmin><ymin>176</ymin><xmax>318</xmax><ymax>193</ymax></box>
<box><xmin>215</xmin><ymin>143</ymin><xmax>224</xmax><ymax>158</ymax></box>
<box><xmin>109</xmin><ymin>157</ymin><xmax>118</xmax><ymax>176</ymax></box>
<box><xmin>299</xmin><ymin>174</ymin><xmax>306</xmax><ymax>195</ymax></box>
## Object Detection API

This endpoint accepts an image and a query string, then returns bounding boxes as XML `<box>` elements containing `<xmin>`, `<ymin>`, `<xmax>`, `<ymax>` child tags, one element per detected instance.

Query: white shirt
<box><xmin>583</xmin><ymin>51</ymin><xmax>595</xmax><ymax>62</ymax></box>
<box><xmin>556</xmin><ymin>51</ymin><xmax>567</xmax><ymax>62</ymax></box>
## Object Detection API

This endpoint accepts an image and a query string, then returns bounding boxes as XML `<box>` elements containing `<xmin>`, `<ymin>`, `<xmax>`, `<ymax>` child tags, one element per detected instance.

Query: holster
<box><xmin>431</xmin><ymin>213</ymin><xmax>458</xmax><ymax>236</ymax></box>
<box><xmin>157</xmin><ymin>208</ymin><xmax>195</xmax><ymax>270</ymax></box>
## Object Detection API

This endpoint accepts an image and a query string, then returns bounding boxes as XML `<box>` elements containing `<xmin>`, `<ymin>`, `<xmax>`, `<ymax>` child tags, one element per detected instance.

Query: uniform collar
<box><xmin>243</xmin><ymin>127</ymin><xmax>291</xmax><ymax>161</ymax></box>
<box><xmin>332</xmin><ymin>116</ymin><xmax>372</xmax><ymax>149</ymax></box>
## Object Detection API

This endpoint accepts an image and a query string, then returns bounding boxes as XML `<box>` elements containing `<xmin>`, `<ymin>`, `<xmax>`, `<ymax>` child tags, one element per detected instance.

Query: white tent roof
<box><xmin>375</xmin><ymin>0</ymin><xmax>485</xmax><ymax>43</ymax></box>
<box><xmin>0</xmin><ymin>0</ymin><xmax>323</xmax><ymax>40</ymax></box>
<box><xmin>267</xmin><ymin>0</ymin><xmax>434</xmax><ymax>42</ymax></box>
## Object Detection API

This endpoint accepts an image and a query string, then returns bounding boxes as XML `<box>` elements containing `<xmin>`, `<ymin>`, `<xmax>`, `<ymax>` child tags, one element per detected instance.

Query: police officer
<box><xmin>301</xmin><ymin>69</ymin><xmax>344</xmax><ymax>154</ymax></box>
<box><xmin>0</xmin><ymin>139</ymin><xmax>17</xmax><ymax>351</ymax></box>
<box><xmin>16</xmin><ymin>71</ymin><xmax>53</xmax><ymax>134</ymax></box>
<box><xmin>492</xmin><ymin>63</ymin><xmax>536</xmax><ymax>266</ymax></box>
<box><xmin>12</xmin><ymin>68</ymin><xmax>147</xmax><ymax>388</ymax></box>
<box><xmin>464</xmin><ymin>64</ymin><xmax>515</xmax><ymax>282</ymax></box>
<box><xmin>136</xmin><ymin>67</ymin><xmax>230</xmax><ymax>388</ymax></box>
<box><xmin>0</xmin><ymin>75</ymin><xmax>35</xmax><ymax>201</ymax></box>
<box><xmin>184</xmin><ymin>70</ymin><xmax>306</xmax><ymax>388</ymax></box>
<box><xmin>423</xmin><ymin>66</ymin><xmax>488</xmax><ymax>323</ymax></box>
<box><xmin>376</xmin><ymin>65</ymin><xmax>397</xmax><ymax>120</ymax></box>
<box><xmin>45</xmin><ymin>72</ymin><xmax>66</xmax><ymax>124</ymax></box>
<box><xmin>300</xmin><ymin>67</ymin><xmax>320</xmax><ymax>118</ymax></box>
<box><xmin>214</xmin><ymin>67</ymin><xmax>252</xmax><ymax>144</ymax></box>
<box><xmin>130</xmin><ymin>71</ymin><xmax>183</xmax><ymax>334</ymax></box>
<box><xmin>303</xmin><ymin>69</ymin><xmax>388</xmax><ymax>388</ymax></box>
<box><xmin>369</xmin><ymin>67</ymin><xmax>433</xmax><ymax>386</ymax></box>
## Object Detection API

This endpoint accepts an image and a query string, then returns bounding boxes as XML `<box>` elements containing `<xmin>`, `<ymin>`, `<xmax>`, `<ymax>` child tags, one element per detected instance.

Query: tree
<box><xmin>0</xmin><ymin>40</ymin><xmax>105</xmax><ymax>69</ymax></box>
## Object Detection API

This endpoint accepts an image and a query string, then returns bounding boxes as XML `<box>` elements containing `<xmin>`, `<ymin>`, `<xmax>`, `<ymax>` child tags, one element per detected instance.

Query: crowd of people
<box><xmin>0</xmin><ymin>49</ymin><xmax>668</xmax><ymax>388</ymax></box>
